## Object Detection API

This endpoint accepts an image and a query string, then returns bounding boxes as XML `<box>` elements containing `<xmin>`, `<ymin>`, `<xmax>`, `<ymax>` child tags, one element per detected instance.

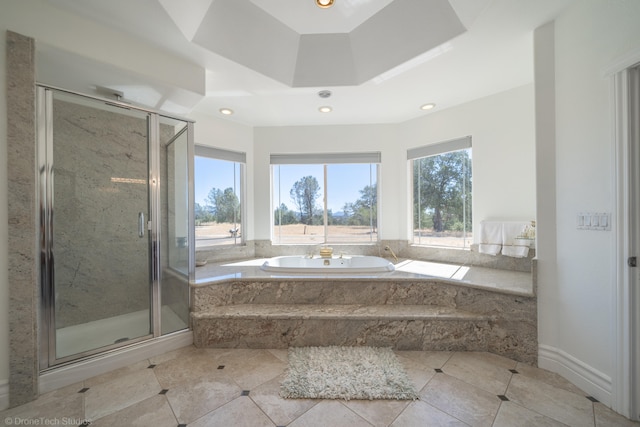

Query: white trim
<box><xmin>0</xmin><ymin>380</ymin><xmax>9</xmax><ymax>411</ymax></box>
<box><xmin>612</xmin><ymin>68</ymin><xmax>634</xmax><ymax>420</ymax></box>
<box><xmin>612</xmin><ymin>60</ymin><xmax>640</xmax><ymax>421</ymax></box>
<box><xmin>538</xmin><ymin>344</ymin><xmax>612</xmax><ymax>404</ymax></box>
<box><xmin>39</xmin><ymin>330</ymin><xmax>192</xmax><ymax>394</ymax></box>
<box><xmin>195</xmin><ymin>145</ymin><xmax>246</xmax><ymax>163</ymax></box>
<box><xmin>270</xmin><ymin>151</ymin><xmax>381</xmax><ymax>165</ymax></box>
<box><xmin>406</xmin><ymin>135</ymin><xmax>472</xmax><ymax>160</ymax></box>
<box><xmin>603</xmin><ymin>46</ymin><xmax>640</xmax><ymax>77</ymax></box>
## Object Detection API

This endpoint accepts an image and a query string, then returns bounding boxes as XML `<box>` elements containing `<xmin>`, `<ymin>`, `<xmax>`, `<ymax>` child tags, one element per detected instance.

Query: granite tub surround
<box><xmin>405</xmin><ymin>243</ymin><xmax>535</xmax><ymax>273</ymax></box>
<box><xmin>191</xmin><ymin>274</ymin><xmax>537</xmax><ymax>365</ymax></box>
<box><xmin>195</xmin><ymin>257</ymin><xmax>534</xmax><ymax>297</ymax></box>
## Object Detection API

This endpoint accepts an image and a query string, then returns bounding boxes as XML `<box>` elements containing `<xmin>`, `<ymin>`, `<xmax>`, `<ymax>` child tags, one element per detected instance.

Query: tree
<box><xmin>290</xmin><ymin>176</ymin><xmax>320</xmax><ymax>225</ymax></box>
<box><xmin>345</xmin><ymin>184</ymin><xmax>377</xmax><ymax>229</ymax></box>
<box><xmin>206</xmin><ymin>187</ymin><xmax>240</xmax><ymax>223</ymax></box>
<box><xmin>274</xmin><ymin>203</ymin><xmax>297</xmax><ymax>225</ymax></box>
<box><xmin>194</xmin><ymin>202</ymin><xmax>214</xmax><ymax>225</ymax></box>
<box><xmin>356</xmin><ymin>184</ymin><xmax>377</xmax><ymax>227</ymax></box>
<box><xmin>413</xmin><ymin>150</ymin><xmax>471</xmax><ymax>232</ymax></box>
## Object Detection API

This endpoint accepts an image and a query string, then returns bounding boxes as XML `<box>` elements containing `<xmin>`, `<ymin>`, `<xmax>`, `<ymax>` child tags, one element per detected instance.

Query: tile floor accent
<box><xmin>1</xmin><ymin>346</ymin><xmax>638</xmax><ymax>426</ymax></box>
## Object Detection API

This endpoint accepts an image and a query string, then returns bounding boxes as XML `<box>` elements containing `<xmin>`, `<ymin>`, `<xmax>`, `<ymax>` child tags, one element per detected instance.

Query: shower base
<box><xmin>56</xmin><ymin>306</ymin><xmax>187</xmax><ymax>359</ymax></box>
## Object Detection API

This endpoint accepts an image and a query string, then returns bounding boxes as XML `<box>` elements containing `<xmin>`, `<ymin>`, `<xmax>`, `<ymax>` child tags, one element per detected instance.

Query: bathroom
<box><xmin>1</xmin><ymin>0</ymin><xmax>640</xmax><ymax>423</ymax></box>
<box><xmin>5</xmin><ymin>23</ymin><xmax>536</xmax><ymax>405</ymax></box>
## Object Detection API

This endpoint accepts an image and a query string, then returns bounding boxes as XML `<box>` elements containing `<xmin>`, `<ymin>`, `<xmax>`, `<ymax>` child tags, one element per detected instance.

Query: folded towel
<box><xmin>500</xmin><ymin>222</ymin><xmax>530</xmax><ymax>258</ymax></box>
<box><xmin>479</xmin><ymin>244</ymin><xmax>502</xmax><ymax>256</ymax></box>
<box><xmin>480</xmin><ymin>221</ymin><xmax>502</xmax><ymax>245</ymax></box>
<box><xmin>501</xmin><ymin>245</ymin><xmax>529</xmax><ymax>258</ymax></box>
<box><xmin>479</xmin><ymin>221</ymin><xmax>503</xmax><ymax>256</ymax></box>
<box><xmin>501</xmin><ymin>222</ymin><xmax>529</xmax><ymax>245</ymax></box>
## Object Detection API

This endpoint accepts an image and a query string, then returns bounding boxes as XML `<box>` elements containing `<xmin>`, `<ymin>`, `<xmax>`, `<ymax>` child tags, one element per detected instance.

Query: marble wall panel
<box><xmin>7</xmin><ymin>30</ymin><xmax>38</xmax><ymax>407</ymax></box>
<box><xmin>193</xmin><ymin>280</ymin><xmax>531</xmax><ymax>312</ymax></box>
<box><xmin>488</xmin><ymin>320</ymin><xmax>538</xmax><ymax>366</ymax></box>
<box><xmin>192</xmin><ymin>316</ymin><xmax>496</xmax><ymax>355</ymax></box>
<box><xmin>454</xmin><ymin>286</ymin><xmax>537</xmax><ymax>323</ymax></box>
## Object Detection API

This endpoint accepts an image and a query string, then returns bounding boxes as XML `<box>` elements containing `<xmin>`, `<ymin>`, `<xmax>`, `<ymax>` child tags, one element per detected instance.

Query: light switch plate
<box><xmin>577</xmin><ymin>212</ymin><xmax>611</xmax><ymax>231</ymax></box>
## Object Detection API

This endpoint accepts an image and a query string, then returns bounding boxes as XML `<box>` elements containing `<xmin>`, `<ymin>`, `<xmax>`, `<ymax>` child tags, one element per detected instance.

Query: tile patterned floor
<box><xmin>1</xmin><ymin>346</ymin><xmax>638</xmax><ymax>426</ymax></box>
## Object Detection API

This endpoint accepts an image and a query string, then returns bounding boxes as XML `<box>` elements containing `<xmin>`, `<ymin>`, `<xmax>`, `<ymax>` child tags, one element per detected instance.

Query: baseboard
<box><xmin>538</xmin><ymin>344</ymin><xmax>612</xmax><ymax>406</ymax></box>
<box><xmin>39</xmin><ymin>330</ymin><xmax>193</xmax><ymax>395</ymax></box>
<box><xmin>0</xmin><ymin>380</ymin><xmax>9</xmax><ymax>411</ymax></box>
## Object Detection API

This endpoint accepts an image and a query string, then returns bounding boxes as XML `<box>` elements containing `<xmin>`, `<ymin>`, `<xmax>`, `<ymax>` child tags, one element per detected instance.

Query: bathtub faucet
<box><xmin>384</xmin><ymin>245</ymin><xmax>398</xmax><ymax>263</ymax></box>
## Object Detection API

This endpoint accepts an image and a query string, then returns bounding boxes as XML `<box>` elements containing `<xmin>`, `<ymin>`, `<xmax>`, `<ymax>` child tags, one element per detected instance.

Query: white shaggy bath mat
<box><xmin>280</xmin><ymin>346</ymin><xmax>418</xmax><ymax>401</ymax></box>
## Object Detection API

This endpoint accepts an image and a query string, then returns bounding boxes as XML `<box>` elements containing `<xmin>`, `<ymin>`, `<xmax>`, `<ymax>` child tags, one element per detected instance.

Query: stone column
<box><xmin>6</xmin><ymin>30</ymin><xmax>38</xmax><ymax>407</ymax></box>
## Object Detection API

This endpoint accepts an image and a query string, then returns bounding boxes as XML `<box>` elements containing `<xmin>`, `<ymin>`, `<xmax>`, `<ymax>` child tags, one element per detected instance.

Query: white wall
<box><xmin>253</xmin><ymin>85</ymin><xmax>536</xmax><ymax>243</ymax></box>
<box><xmin>537</xmin><ymin>0</ymin><xmax>640</xmax><ymax>407</ymax></box>
<box><xmin>401</xmin><ymin>84</ymin><xmax>536</xmax><ymax>243</ymax></box>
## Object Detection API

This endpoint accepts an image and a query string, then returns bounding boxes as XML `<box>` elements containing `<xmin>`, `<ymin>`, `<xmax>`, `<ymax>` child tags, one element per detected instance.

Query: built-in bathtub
<box><xmin>260</xmin><ymin>255</ymin><xmax>395</xmax><ymax>274</ymax></box>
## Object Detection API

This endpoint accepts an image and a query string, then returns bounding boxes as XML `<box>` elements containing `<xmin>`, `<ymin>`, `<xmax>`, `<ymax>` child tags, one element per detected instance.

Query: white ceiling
<box><xmin>250</xmin><ymin>0</ymin><xmax>397</xmax><ymax>34</ymax></box>
<box><xmin>45</xmin><ymin>0</ymin><xmax>575</xmax><ymax>127</ymax></box>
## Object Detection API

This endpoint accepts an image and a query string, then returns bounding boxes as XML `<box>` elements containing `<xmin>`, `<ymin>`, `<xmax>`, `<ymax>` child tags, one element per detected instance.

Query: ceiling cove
<box><xmin>171</xmin><ymin>0</ymin><xmax>468</xmax><ymax>87</ymax></box>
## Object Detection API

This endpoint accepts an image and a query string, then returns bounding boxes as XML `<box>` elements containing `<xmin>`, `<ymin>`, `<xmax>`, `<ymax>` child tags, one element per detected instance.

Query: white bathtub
<box><xmin>260</xmin><ymin>255</ymin><xmax>395</xmax><ymax>274</ymax></box>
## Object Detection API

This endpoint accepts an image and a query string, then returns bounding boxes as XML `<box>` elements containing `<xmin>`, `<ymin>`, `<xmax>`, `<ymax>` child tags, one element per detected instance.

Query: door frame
<box><xmin>612</xmin><ymin>59</ymin><xmax>640</xmax><ymax>421</ymax></box>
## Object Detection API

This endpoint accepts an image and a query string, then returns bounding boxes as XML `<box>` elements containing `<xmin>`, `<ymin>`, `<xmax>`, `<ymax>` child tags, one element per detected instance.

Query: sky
<box><xmin>195</xmin><ymin>157</ymin><xmax>377</xmax><ymax>212</ymax></box>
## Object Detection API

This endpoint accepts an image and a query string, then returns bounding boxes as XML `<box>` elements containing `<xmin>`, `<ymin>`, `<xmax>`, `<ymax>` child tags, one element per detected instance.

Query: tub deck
<box><xmin>194</xmin><ymin>257</ymin><xmax>534</xmax><ymax>297</ymax></box>
<box><xmin>191</xmin><ymin>258</ymin><xmax>537</xmax><ymax>365</ymax></box>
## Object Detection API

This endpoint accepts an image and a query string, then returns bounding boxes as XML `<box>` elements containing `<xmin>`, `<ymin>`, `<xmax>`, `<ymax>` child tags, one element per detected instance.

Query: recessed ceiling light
<box><xmin>318</xmin><ymin>106</ymin><xmax>332</xmax><ymax>113</ymax></box>
<box><xmin>316</xmin><ymin>0</ymin><xmax>334</xmax><ymax>8</ymax></box>
<box><xmin>420</xmin><ymin>103</ymin><xmax>436</xmax><ymax>111</ymax></box>
<box><xmin>219</xmin><ymin>108</ymin><xmax>234</xmax><ymax>115</ymax></box>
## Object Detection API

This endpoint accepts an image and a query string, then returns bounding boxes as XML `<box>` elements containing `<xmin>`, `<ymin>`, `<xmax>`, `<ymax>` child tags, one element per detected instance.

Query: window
<box><xmin>194</xmin><ymin>146</ymin><xmax>245</xmax><ymax>248</ymax></box>
<box><xmin>409</xmin><ymin>137</ymin><xmax>472</xmax><ymax>248</ymax></box>
<box><xmin>271</xmin><ymin>152</ymin><xmax>380</xmax><ymax>244</ymax></box>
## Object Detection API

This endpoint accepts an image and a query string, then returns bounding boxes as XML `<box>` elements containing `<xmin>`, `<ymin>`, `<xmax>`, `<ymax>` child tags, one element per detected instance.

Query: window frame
<box><xmin>408</xmin><ymin>136</ymin><xmax>472</xmax><ymax>249</ymax></box>
<box><xmin>270</xmin><ymin>152</ymin><xmax>381</xmax><ymax>245</ymax></box>
<box><xmin>194</xmin><ymin>145</ymin><xmax>246</xmax><ymax>247</ymax></box>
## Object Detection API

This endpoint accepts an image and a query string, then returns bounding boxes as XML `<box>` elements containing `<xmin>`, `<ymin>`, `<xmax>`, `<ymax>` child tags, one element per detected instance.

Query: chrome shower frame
<box><xmin>37</xmin><ymin>84</ymin><xmax>195</xmax><ymax>370</ymax></box>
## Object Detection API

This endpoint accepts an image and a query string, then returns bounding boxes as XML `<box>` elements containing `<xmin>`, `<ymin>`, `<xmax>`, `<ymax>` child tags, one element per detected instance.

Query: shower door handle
<box><xmin>138</xmin><ymin>212</ymin><xmax>145</xmax><ymax>238</ymax></box>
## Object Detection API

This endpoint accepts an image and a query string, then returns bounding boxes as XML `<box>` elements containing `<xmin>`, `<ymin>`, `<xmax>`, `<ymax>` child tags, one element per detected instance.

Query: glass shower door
<box><xmin>47</xmin><ymin>89</ymin><xmax>153</xmax><ymax>361</ymax></box>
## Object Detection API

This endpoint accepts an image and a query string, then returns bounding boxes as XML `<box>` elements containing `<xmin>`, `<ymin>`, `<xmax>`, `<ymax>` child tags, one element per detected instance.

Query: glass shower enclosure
<box><xmin>37</xmin><ymin>86</ymin><xmax>194</xmax><ymax>368</ymax></box>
